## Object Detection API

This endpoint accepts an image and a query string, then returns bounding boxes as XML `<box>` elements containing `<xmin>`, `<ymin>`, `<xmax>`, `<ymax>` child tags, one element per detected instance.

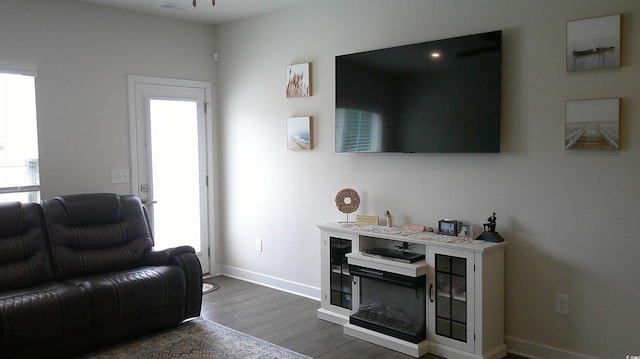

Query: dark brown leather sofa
<box><xmin>0</xmin><ymin>193</ymin><xmax>202</xmax><ymax>358</ymax></box>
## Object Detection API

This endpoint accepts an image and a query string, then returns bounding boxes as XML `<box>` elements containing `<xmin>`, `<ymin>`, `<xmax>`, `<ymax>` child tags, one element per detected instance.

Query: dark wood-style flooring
<box><xmin>201</xmin><ymin>275</ymin><xmax>524</xmax><ymax>359</ymax></box>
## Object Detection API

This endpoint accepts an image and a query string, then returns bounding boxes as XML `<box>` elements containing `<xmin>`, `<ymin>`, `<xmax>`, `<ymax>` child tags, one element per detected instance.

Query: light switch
<box><xmin>110</xmin><ymin>169</ymin><xmax>130</xmax><ymax>184</ymax></box>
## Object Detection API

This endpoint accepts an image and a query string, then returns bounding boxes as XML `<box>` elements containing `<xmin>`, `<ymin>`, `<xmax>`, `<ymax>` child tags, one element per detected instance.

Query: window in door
<box><xmin>148</xmin><ymin>98</ymin><xmax>202</xmax><ymax>252</ymax></box>
<box><xmin>0</xmin><ymin>70</ymin><xmax>40</xmax><ymax>203</ymax></box>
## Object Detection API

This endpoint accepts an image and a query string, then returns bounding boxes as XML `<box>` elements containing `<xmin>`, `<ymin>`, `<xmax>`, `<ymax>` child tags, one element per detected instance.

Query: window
<box><xmin>0</xmin><ymin>69</ymin><xmax>40</xmax><ymax>203</ymax></box>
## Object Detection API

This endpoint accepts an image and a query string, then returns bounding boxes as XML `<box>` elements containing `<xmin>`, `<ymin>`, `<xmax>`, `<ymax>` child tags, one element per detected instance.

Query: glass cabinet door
<box><xmin>329</xmin><ymin>237</ymin><xmax>352</xmax><ymax>309</ymax></box>
<box><xmin>435</xmin><ymin>254</ymin><xmax>467</xmax><ymax>341</ymax></box>
<box><xmin>429</xmin><ymin>248</ymin><xmax>474</xmax><ymax>352</ymax></box>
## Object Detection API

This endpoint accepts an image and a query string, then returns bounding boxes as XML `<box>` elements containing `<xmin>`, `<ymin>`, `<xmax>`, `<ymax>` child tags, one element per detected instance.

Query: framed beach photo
<box><xmin>566</xmin><ymin>14</ymin><xmax>621</xmax><ymax>72</ymax></box>
<box><xmin>285</xmin><ymin>63</ymin><xmax>311</xmax><ymax>98</ymax></box>
<box><xmin>565</xmin><ymin>98</ymin><xmax>619</xmax><ymax>151</ymax></box>
<box><xmin>287</xmin><ymin>116</ymin><xmax>312</xmax><ymax>150</ymax></box>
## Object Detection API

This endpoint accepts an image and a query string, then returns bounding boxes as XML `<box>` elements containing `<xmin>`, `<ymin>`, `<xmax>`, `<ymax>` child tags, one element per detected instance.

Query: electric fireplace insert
<box><xmin>349</xmin><ymin>264</ymin><xmax>427</xmax><ymax>343</ymax></box>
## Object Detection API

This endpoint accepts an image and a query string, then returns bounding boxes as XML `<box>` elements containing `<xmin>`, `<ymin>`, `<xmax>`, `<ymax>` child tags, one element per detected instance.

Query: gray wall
<box><xmin>0</xmin><ymin>0</ymin><xmax>216</xmax><ymax>197</ymax></box>
<box><xmin>215</xmin><ymin>1</ymin><xmax>639</xmax><ymax>358</ymax></box>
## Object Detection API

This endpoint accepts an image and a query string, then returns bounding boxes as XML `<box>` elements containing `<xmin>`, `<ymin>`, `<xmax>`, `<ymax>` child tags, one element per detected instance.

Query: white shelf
<box><xmin>318</xmin><ymin>222</ymin><xmax>506</xmax><ymax>253</ymax></box>
<box><xmin>437</xmin><ymin>293</ymin><xmax>467</xmax><ymax>302</ymax></box>
<box><xmin>346</xmin><ymin>252</ymin><xmax>427</xmax><ymax>277</ymax></box>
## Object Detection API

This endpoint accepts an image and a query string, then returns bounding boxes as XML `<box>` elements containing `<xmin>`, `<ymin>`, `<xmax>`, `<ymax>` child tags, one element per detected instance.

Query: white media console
<box><xmin>317</xmin><ymin>222</ymin><xmax>507</xmax><ymax>359</ymax></box>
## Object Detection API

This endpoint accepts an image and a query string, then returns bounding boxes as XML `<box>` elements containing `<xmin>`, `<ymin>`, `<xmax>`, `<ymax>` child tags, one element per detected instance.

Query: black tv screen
<box><xmin>335</xmin><ymin>30</ymin><xmax>502</xmax><ymax>153</ymax></box>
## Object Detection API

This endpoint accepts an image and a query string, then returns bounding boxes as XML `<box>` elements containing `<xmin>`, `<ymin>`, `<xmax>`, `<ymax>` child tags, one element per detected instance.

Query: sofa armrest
<box><xmin>142</xmin><ymin>245</ymin><xmax>203</xmax><ymax>318</ymax></box>
<box><xmin>171</xmin><ymin>251</ymin><xmax>203</xmax><ymax>318</ymax></box>
<box><xmin>142</xmin><ymin>246</ymin><xmax>196</xmax><ymax>266</ymax></box>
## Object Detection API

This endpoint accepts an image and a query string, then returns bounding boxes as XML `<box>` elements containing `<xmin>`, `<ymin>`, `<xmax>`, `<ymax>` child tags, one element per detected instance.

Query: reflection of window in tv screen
<box><xmin>336</xmin><ymin>30</ymin><xmax>502</xmax><ymax>153</ymax></box>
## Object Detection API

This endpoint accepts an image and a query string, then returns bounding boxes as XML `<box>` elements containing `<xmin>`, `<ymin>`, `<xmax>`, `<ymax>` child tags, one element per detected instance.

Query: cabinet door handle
<box><xmin>429</xmin><ymin>284</ymin><xmax>434</xmax><ymax>303</ymax></box>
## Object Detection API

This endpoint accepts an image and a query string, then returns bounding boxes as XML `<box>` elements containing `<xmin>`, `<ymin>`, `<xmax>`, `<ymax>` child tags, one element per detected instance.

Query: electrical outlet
<box><xmin>556</xmin><ymin>294</ymin><xmax>569</xmax><ymax>315</ymax></box>
<box><xmin>256</xmin><ymin>238</ymin><xmax>262</xmax><ymax>252</ymax></box>
<box><xmin>110</xmin><ymin>169</ymin><xmax>130</xmax><ymax>184</ymax></box>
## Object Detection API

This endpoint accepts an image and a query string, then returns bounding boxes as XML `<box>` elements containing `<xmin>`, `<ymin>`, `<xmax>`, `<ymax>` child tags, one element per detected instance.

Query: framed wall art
<box><xmin>566</xmin><ymin>14</ymin><xmax>621</xmax><ymax>72</ymax></box>
<box><xmin>287</xmin><ymin>116</ymin><xmax>312</xmax><ymax>150</ymax></box>
<box><xmin>565</xmin><ymin>98</ymin><xmax>619</xmax><ymax>151</ymax></box>
<box><xmin>285</xmin><ymin>62</ymin><xmax>311</xmax><ymax>98</ymax></box>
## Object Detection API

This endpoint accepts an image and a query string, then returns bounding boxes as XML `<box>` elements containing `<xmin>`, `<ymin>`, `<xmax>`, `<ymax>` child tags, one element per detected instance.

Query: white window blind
<box><xmin>336</xmin><ymin>108</ymin><xmax>382</xmax><ymax>152</ymax></box>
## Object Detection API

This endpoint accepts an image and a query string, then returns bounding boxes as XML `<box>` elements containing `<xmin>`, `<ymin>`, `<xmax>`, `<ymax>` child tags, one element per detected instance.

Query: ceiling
<box><xmin>80</xmin><ymin>0</ymin><xmax>314</xmax><ymax>25</ymax></box>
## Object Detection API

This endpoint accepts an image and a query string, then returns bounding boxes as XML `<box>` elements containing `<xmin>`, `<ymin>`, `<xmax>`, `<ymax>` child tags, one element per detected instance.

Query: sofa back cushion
<box><xmin>43</xmin><ymin>193</ymin><xmax>154</xmax><ymax>279</ymax></box>
<box><xmin>0</xmin><ymin>202</ymin><xmax>55</xmax><ymax>291</ymax></box>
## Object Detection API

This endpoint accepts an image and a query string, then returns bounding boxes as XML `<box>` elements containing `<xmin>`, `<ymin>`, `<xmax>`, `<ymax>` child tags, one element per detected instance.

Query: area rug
<box><xmin>203</xmin><ymin>276</ymin><xmax>220</xmax><ymax>295</ymax></box>
<box><xmin>86</xmin><ymin>317</ymin><xmax>312</xmax><ymax>359</ymax></box>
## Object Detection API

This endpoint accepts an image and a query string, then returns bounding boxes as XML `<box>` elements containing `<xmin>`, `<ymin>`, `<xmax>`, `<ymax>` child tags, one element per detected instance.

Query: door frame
<box><xmin>127</xmin><ymin>75</ymin><xmax>216</xmax><ymax>275</ymax></box>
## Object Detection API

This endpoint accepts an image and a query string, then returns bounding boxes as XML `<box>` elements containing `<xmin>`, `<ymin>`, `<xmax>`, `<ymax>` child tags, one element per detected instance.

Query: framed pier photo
<box><xmin>565</xmin><ymin>98</ymin><xmax>620</xmax><ymax>151</ymax></box>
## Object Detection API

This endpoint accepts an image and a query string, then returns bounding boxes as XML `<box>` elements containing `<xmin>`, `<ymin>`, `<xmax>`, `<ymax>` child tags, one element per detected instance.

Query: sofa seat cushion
<box><xmin>68</xmin><ymin>266</ymin><xmax>187</xmax><ymax>328</ymax></box>
<box><xmin>0</xmin><ymin>282</ymin><xmax>92</xmax><ymax>356</ymax></box>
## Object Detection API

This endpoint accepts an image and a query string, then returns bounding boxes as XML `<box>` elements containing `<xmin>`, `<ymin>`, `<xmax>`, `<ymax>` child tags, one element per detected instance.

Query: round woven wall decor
<box><xmin>335</xmin><ymin>188</ymin><xmax>360</xmax><ymax>214</ymax></box>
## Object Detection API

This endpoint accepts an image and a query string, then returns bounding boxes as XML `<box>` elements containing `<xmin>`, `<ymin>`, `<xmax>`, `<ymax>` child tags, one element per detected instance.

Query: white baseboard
<box><xmin>506</xmin><ymin>336</ymin><xmax>598</xmax><ymax>359</ymax></box>
<box><xmin>220</xmin><ymin>265</ymin><xmax>321</xmax><ymax>301</ymax></box>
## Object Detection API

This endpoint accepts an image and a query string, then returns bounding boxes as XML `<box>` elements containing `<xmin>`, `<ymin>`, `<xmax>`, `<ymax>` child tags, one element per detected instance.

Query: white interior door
<box><xmin>129</xmin><ymin>76</ymin><xmax>211</xmax><ymax>273</ymax></box>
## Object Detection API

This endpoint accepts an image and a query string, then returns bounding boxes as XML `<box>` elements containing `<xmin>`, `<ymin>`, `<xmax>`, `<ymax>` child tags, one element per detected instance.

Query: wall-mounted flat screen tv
<box><xmin>335</xmin><ymin>30</ymin><xmax>502</xmax><ymax>153</ymax></box>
